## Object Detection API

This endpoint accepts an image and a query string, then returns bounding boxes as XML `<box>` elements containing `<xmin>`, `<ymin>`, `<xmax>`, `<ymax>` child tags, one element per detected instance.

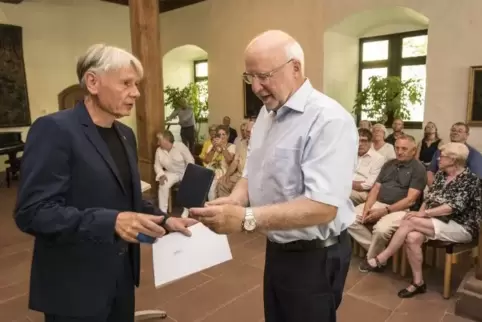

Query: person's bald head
<box><xmin>243</xmin><ymin>30</ymin><xmax>305</xmax><ymax>111</ymax></box>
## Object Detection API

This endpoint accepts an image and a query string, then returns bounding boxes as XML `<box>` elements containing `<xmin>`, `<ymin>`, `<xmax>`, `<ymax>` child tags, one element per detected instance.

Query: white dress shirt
<box><xmin>353</xmin><ymin>148</ymin><xmax>385</xmax><ymax>190</ymax></box>
<box><xmin>243</xmin><ymin>79</ymin><xmax>358</xmax><ymax>243</ymax></box>
<box><xmin>374</xmin><ymin>142</ymin><xmax>396</xmax><ymax>162</ymax></box>
<box><xmin>154</xmin><ymin>141</ymin><xmax>194</xmax><ymax>180</ymax></box>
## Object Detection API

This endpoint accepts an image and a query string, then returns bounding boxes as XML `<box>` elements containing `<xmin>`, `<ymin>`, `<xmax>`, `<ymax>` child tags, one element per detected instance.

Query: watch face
<box><xmin>244</xmin><ymin>218</ymin><xmax>256</xmax><ymax>231</ymax></box>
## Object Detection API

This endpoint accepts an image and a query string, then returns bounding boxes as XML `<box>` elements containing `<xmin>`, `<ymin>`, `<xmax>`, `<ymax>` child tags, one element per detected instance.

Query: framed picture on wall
<box><xmin>243</xmin><ymin>81</ymin><xmax>263</xmax><ymax>119</ymax></box>
<box><xmin>466</xmin><ymin>66</ymin><xmax>482</xmax><ymax>126</ymax></box>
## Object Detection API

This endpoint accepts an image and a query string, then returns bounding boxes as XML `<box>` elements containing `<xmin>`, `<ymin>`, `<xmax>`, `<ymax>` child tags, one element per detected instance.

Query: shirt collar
<box><xmin>271</xmin><ymin>79</ymin><xmax>313</xmax><ymax>118</ymax></box>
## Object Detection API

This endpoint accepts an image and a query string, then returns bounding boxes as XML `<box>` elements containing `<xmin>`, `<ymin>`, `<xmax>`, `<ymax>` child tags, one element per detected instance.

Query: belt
<box><xmin>268</xmin><ymin>231</ymin><xmax>345</xmax><ymax>252</ymax></box>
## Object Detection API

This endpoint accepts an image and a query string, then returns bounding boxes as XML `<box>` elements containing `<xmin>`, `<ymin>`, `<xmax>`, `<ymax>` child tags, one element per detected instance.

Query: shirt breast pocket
<box><xmin>398</xmin><ymin>170</ymin><xmax>412</xmax><ymax>188</ymax></box>
<box><xmin>266</xmin><ymin>147</ymin><xmax>302</xmax><ymax>192</ymax></box>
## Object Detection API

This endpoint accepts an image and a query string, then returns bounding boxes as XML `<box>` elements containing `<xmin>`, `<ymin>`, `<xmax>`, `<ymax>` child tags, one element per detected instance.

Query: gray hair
<box><xmin>285</xmin><ymin>41</ymin><xmax>305</xmax><ymax>74</ymax></box>
<box><xmin>76</xmin><ymin>44</ymin><xmax>144</xmax><ymax>89</ymax></box>
<box><xmin>372</xmin><ymin>123</ymin><xmax>387</xmax><ymax>136</ymax></box>
<box><xmin>440</xmin><ymin>142</ymin><xmax>470</xmax><ymax>166</ymax></box>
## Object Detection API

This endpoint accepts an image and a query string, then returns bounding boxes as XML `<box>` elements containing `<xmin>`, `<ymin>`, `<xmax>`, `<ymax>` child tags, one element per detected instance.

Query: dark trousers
<box><xmin>44</xmin><ymin>252</ymin><xmax>135</xmax><ymax>322</ymax></box>
<box><xmin>264</xmin><ymin>231</ymin><xmax>351</xmax><ymax>322</ymax></box>
<box><xmin>180</xmin><ymin>125</ymin><xmax>195</xmax><ymax>153</ymax></box>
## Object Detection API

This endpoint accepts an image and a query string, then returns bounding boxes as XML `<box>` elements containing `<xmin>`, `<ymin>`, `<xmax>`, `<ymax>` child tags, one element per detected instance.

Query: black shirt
<box><xmin>96</xmin><ymin>125</ymin><xmax>134</xmax><ymax>208</ymax></box>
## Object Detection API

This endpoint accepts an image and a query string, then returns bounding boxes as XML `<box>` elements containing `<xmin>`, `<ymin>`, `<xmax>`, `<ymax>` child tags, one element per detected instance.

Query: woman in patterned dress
<box><xmin>362</xmin><ymin>142</ymin><xmax>482</xmax><ymax>298</ymax></box>
<box><xmin>204</xmin><ymin>125</ymin><xmax>236</xmax><ymax>200</ymax></box>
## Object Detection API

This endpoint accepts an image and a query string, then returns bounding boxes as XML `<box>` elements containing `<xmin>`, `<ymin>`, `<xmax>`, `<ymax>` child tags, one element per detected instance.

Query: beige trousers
<box><xmin>350</xmin><ymin>190</ymin><xmax>368</xmax><ymax>207</ymax></box>
<box><xmin>348</xmin><ymin>201</ymin><xmax>406</xmax><ymax>259</ymax></box>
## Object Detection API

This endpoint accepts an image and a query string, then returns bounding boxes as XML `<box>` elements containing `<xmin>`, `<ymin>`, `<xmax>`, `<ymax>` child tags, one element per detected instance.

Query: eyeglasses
<box><xmin>242</xmin><ymin>59</ymin><xmax>293</xmax><ymax>84</ymax></box>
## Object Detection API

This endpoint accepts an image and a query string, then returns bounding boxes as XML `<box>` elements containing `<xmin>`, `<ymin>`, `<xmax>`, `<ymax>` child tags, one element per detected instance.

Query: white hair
<box><xmin>284</xmin><ymin>41</ymin><xmax>305</xmax><ymax>74</ymax></box>
<box><xmin>372</xmin><ymin>123</ymin><xmax>387</xmax><ymax>135</ymax></box>
<box><xmin>440</xmin><ymin>142</ymin><xmax>470</xmax><ymax>166</ymax></box>
<box><xmin>76</xmin><ymin>44</ymin><xmax>144</xmax><ymax>89</ymax></box>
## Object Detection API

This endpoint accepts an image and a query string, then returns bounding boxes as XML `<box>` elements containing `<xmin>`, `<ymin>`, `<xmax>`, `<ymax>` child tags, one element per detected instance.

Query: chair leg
<box><xmin>168</xmin><ymin>191</ymin><xmax>172</xmax><ymax>214</ymax></box>
<box><xmin>352</xmin><ymin>239</ymin><xmax>359</xmax><ymax>254</ymax></box>
<box><xmin>443</xmin><ymin>253</ymin><xmax>453</xmax><ymax>299</ymax></box>
<box><xmin>6</xmin><ymin>169</ymin><xmax>10</xmax><ymax>188</ymax></box>
<box><xmin>472</xmin><ymin>247</ymin><xmax>478</xmax><ymax>266</ymax></box>
<box><xmin>135</xmin><ymin>310</ymin><xmax>167</xmax><ymax>320</ymax></box>
<box><xmin>392</xmin><ymin>250</ymin><xmax>400</xmax><ymax>274</ymax></box>
<box><xmin>432</xmin><ymin>247</ymin><xmax>438</xmax><ymax>267</ymax></box>
<box><xmin>400</xmin><ymin>246</ymin><xmax>407</xmax><ymax>277</ymax></box>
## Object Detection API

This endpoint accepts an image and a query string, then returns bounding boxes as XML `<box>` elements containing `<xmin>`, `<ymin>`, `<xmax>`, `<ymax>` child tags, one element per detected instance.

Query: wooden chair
<box><xmin>167</xmin><ymin>183</ymin><xmax>180</xmax><ymax>213</ymax></box>
<box><xmin>400</xmin><ymin>240</ymin><xmax>478</xmax><ymax>299</ymax></box>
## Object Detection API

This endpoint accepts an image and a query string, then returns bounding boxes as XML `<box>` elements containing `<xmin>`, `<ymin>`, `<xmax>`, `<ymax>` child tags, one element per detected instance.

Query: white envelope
<box><xmin>152</xmin><ymin>223</ymin><xmax>233</xmax><ymax>288</ymax></box>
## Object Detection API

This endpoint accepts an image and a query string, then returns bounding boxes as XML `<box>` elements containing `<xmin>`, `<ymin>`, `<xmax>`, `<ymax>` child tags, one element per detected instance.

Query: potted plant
<box><xmin>353</xmin><ymin>75</ymin><xmax>423</xmax><ymax>124</ymax></box>
<box><xmin>164</xmin><ymin>82</ymin><xmax>209</xmax><ymax>147</ymax></box>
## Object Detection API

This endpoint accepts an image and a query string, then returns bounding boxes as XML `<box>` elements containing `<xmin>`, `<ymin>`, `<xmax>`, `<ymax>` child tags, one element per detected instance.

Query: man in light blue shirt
<box><xmin>427</xmin><ymin>122</ymin><xmax>482</xmax><ymax>185</ymax></box>
<box><xmin>191</xmin><ymin>30</ymin><xmax>358</xmax><ymax>322</ymax></box>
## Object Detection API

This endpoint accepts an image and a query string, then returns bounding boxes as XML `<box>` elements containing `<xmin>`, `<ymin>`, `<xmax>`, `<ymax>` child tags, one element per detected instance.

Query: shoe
<box><xmin>358</xmin><ymin>257</ymin><xmax>385</xmax><ymax>273</ymax></box>
<box><xmin>397</xmin><ymin>282</ymin><xmax>427</xmax><ymax>298</ymax></box>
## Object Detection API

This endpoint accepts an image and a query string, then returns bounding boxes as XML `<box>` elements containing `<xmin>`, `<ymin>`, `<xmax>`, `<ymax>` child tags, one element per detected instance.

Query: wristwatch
<box><xmin>242</xmin><ymin>208</ymin><xmax>257</xmax><ymax>232</ymax></box>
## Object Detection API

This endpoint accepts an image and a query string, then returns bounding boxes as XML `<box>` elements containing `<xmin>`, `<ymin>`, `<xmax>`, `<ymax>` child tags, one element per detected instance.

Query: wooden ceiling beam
<box><xmin>102</xmin><ymin>0</ymin><xmax>204</xmax><ymax>13</ymax></box>
<box><xmin>0</xmin><ymin>0</ymin><xmax>24</xmax><ymax>4</ymax></box>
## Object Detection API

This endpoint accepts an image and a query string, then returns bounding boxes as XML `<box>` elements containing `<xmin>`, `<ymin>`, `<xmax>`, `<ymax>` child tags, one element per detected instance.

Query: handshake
<box><xmin>114</xmin><ymin>196</ymin><xmax>246</xmax><ymax>243</ymax></box>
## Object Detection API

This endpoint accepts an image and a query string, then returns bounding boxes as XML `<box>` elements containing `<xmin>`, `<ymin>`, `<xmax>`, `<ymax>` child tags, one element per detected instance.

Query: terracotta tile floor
<box><xmin>0</xmin><ymin>181</ymin><xmax>476</xmax><ymax>322</ymax></box>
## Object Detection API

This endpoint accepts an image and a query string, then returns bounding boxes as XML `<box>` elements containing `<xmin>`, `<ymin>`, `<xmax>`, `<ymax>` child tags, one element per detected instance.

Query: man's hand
<box><xmin>363</xmin><ymin>207</ymin><xmax>387</xmax><ymax>224</ymax></box>
<box><xmin>164</xmin><ymin>217</ymin><xmax>198</xmax><ymax>236</ymax></box>
<box><xmin>158</xmin><ymin>175</ymin><xmax>167</xmax><ymax>185</ymax></box>
<box><xmin>403</xmin><ymin>211</ymin><xmax>425</xmax><ymax>220</ymax></box>
<box><xmin>206</xmin><ymin>196</ymin><xmax>241</xmax><ymax>207</ymax></box>
<box><xmin>189</xmin><ymin>204</ymin><xmax>244</xmax><ymax>234</ymax></box>
<box><xmin>115</xmin><ymin>212</ymin><xmax>166</xmax><ymax>243</ymax></box>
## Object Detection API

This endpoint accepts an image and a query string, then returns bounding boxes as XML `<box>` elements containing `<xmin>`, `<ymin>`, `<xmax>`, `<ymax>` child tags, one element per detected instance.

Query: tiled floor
<box><xmin>0</xmin><ymin>180</ymin><xmax>476</xmax><ymax>322</ymax></box>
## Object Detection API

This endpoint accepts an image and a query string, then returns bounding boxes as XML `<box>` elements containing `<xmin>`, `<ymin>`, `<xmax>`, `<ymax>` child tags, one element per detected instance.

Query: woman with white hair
<box><xmin>372</xmin><ymin>123</ymin><xmax>396</xmax><ymax>161</ymax></box>
<box><xmin>361</xmin><ymin>142</ymin><xmax>482</xmax><ymax>298</ymax></box>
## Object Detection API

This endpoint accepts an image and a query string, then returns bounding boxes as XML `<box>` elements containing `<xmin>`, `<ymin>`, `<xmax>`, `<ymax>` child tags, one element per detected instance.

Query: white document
<box><xmin>140</xmin><ymin>180</ymin><xmax>151</xmax><ymax>193</ymax></box>
<box><xmin>152</xmin><ymin>223</ymin><xmax>233</xmax><ymax>288</ymax></box>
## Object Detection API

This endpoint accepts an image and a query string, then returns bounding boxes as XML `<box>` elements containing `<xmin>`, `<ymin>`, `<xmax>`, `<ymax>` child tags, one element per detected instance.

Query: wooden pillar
<box><xmin>129</xmin><ymin>0</ymin><xmax>164</xmax><ymax>191</ymax></box>
<box><xmin>476</xmin><ymin>223</ymin><xmax>482</xmax><ymax>280</ymax></box>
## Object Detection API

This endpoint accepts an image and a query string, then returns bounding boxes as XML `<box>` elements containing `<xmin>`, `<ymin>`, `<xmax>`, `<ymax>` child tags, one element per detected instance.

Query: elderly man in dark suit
<box><xmin>14</xmin><ymin>44</ymin><xmax>196</xmax><ymax>322</ymax></box>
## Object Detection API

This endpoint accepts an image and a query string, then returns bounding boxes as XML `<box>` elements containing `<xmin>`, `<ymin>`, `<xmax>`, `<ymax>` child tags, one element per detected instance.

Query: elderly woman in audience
<box><xmin>416</xmin><ymin>121</ymin><xmax>443</xmax><ymax>168</ymax></box>
<box><xmin>359</xmin><ymin>120</ymin><xmax>372</xmax><ymax>130</ymax></box>
<box><xmin>204</xmin><ymin>125</ymin><xmax>236</xmax><ymax>200</ymax></box>
<box><xmin>372</xmin><ymin>123</ymin><xmax>396</xmax><ymax>161</ymax></box>
<box><xmin>362</xmin><ymin>142</ymin><xmax>482</xmax><ymax>298</ymax></box>
<box><xmin>199</xmin><ymin>124</ymin><xmax>218</xmax><ymax>166</ymax></box>
<box><xmin>217</xmin><ymin>120</ymin><xmax>254</xmax><ymax>198</ymax></box>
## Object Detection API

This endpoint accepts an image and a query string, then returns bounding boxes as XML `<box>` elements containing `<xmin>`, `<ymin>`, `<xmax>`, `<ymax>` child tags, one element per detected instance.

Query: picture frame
<box><xmin>243</xmin><ymin>81</ymin><xmax>263</xmax><ymax>119</ymax></box>
<box><xmin>466</xmin><ymin>66</ymin><xmax>482</xmax><ymax>126</ymax></box>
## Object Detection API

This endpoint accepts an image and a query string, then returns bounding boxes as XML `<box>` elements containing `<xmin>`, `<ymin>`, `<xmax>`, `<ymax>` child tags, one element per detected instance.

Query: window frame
<box><xmin>357</xmin><ymin>29</ymin><xmax>428</xmax><ymax>129</ymax></box>
<box><xmin>193</xmin><ymin>59</ymin><xmax>208</xmax><ymax>83</ymax></box>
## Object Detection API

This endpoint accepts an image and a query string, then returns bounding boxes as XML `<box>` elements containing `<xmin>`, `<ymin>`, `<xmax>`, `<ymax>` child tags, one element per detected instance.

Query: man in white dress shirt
<box><xmin>351</xmin><ymin>128</ymin><xmax>385</xmax><ymax>206</ymax></box>
<box><xmin>190</xmin><ymin>30</ymin><xmax>358</xmax><ymax>322</ymax></box>
<box><xmin>154</xmin><ymin>130</ymin><xmax>194</xmax><ymax>212</ymax></box>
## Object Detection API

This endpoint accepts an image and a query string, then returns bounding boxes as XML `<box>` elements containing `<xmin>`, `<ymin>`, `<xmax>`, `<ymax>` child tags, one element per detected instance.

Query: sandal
<box><xmin>358</xmin><ymin>257</ymin><xmax>385</xmax><ymax>273</ymax></box>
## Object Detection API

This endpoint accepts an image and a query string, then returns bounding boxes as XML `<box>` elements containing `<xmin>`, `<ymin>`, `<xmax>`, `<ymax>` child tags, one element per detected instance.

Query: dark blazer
<box><xmin>14</xmin><ymin>102</ymin><xmax>163</xmax><ymax>316</ymax></box>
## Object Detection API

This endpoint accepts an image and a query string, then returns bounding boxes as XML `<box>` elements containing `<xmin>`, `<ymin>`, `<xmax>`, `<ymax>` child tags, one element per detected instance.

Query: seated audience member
<box><xmin>154</xmin><ymin>130</ymin><xmax>194</xmax><ymax>212</ymax></box>
<box><xmin>427</xmin><ymin>122</ymin><xmax>482</xmax><ymax>185</ymax></box>
<box><xmin>199</xmin><ymin>124</ymin><xmax>217</xmax><ymax>166</ymax></box>
<box><xmin>416</xmin><ymin>121</ymin><xmax>443</xmax><ymax>168</ymax></box>
<box><xmin>359</xmin><ymin>120</ymin><xmax>372</xmax><ymax>130</ymax></box>
<box><xmin>385</xmin><ymin>118</ymin><xmax>405</xmax><ymax>146</ymax></box>
<box><xmin>217</xmin><ymin>120</ymin><xmax>254</xmax><ymax>198</ymax></box>
<box><xmin>362</xmin><ymin>142</ymin><xmax>482</xmax><ymax>298</ymax></box>
<box><xmin>348</xmin><ymin>135</ymin><xmax>427</xmax><ymax>272</ymax></box>
<box><xmin>233</xmin><ymin>120</ymin><xmax>247</xmax><ymax>151</ymax></box>
<box><xmin>372</xmin><ymin>123</ymin><xmax>397</xmax><ymax>161</ymax></box>
<box><xmin>351</xmin><ymin>128</ymin><xmax>385</xmax><ymax>206</ymax></box>
<box><xmin>204</xmin><ymin>125</ymin><xmax>236</xmax><ymax>200</ymax></box>
<box><xmin>223</xmin><ymin>116</ymin><xmax>238</xmax><ymax>144</ymax></box>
